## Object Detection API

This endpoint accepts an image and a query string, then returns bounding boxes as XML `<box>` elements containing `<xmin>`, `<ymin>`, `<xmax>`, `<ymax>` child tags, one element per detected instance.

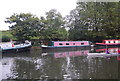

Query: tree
<box><xmin>41</xmin><ymin>9</ymin><xmax>68</xmax><ymax>41</ymax></box>
<box><xmin>66</xmin><ymin>2</ymin><xmax>120</xmax><ymax>42</ymax></box>
<box><xmin>66</xmin><ymin>8</ymin><xmax>89</xmax><ymax>41</ymax></box>
<box><xmin>100</xmin><ymin>2</ymin><xmax>120</xmax><ymax>39</ymax></box>
<box><xmin>5</xmin><ymin>13</ymin><xmax>41</xmax><ymax>41</ymax></box>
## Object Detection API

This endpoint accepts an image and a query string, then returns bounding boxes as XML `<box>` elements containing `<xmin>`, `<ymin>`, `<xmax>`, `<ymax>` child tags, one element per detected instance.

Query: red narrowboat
<box><xmin>95</xmin><ymin>39</ymin><xmax>120</xmax><ymax>46</ymax></box>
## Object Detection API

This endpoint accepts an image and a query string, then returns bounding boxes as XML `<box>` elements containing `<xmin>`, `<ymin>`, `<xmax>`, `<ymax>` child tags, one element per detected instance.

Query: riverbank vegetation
<box><xmin>2</xmin><ymin>2</ymin><xmax>120</xmax><ymax>43</ymax></box>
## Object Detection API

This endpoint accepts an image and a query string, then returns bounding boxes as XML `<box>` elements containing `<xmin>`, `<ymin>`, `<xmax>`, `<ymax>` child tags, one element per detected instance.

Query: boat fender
<box><xmin>12</xmin><ymin>44</ymin><xmax>14</xmax><ymax>47</ymax></box>
<box><xmin>118</xmin><ymin>50</ymin><xmax>120</xmax><ymax>54</ymax></box>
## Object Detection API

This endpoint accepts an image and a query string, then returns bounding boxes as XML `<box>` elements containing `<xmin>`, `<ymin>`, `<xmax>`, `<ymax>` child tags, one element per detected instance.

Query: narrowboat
<box><xmin>0</xmin><ymin>40</ymin><xmax>32</xmax><ymax>53</ymax></box>
<box><xmin>41</xmin><ymin>41</ymin><xmax>92</xmax><ymax>49</ymax></box>
<box><xmin>95</xmin><ymin>39</ymin><xmax>120</xmax><ymax>46</ymax></box>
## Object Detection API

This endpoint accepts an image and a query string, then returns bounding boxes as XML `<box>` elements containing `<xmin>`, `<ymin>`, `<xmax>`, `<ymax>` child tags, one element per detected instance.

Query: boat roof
<box><xmin>103</xmin><ymin>39</ymin><xmax>120</xmax><ymax>41</ymax></box>
<box><xmin>51</xmin><ymin>41</ymin><xmax>89</xmax><ymax>42</ymax></box>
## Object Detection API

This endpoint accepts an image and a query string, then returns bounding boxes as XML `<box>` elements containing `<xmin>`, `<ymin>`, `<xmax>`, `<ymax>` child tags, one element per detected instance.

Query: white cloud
<box><xmin>0</xmin><ymin>0</ymin><xmax>77</xmax><ymax>30</ymax></box>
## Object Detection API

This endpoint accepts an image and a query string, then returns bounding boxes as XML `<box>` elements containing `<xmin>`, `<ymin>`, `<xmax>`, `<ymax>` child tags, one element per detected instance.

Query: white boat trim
<box><xmin>87</xmin><ymin>53</ymin><xmax>119</xmax><ymax>56</ymax></box>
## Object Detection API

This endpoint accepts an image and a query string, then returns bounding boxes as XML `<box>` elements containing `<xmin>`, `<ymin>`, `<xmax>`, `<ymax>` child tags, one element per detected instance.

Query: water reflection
<box><xmin>54</xmin><ymin>50</ymin><xmax>89</xmax><ymax>58</ymax></box>
<box><xmin>1</xmin><ymin>47</ymin><xmax>119</xmax><ymax>80</ymax></box>
<box><xmin>96</xmin><ymin>47</ymin><xmax>119</xmax><ymax>53</ymax></box>
<box><xmin>62</xmin><ymin>53</ymin><xmax>80</xmax><ymax>79</ymax></box>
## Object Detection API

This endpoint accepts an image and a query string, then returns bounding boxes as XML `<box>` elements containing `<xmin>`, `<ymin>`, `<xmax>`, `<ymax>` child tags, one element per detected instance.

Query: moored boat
<box><xmin>0</xmin><ymin>40</ymin><xmax>32</xmax><ymax>53</ymax></box>
<box><xmin>41</xmin><ymin>41</ymin><xmax>92</xmax><ymax>49</ymax></box>
<box><xmin>95</xmin><ymin>39</ymin><xmax>120</xmax><ymax>46</ymax></box>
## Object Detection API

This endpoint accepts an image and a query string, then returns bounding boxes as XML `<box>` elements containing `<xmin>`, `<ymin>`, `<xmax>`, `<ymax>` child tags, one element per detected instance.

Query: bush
<box><xmin>2</xmin><ymin>35</ymin><xmax>10</xmax><ymax>42</ymax></box>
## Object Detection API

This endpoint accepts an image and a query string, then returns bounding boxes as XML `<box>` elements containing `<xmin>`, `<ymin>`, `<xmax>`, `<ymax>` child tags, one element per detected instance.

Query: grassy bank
<box><xmin>1</xmin><ymin>30</ymin><xmax>41</xmax><ymax>46</ymax></box>
<box><xmin>1</xmin><ymin>30</ymin><xmax>13</xmax><ymax>39</ymax></box>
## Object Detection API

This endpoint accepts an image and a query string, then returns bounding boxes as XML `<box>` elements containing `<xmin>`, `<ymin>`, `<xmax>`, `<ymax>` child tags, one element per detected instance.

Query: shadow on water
<box><xmin>1</xmin><ymin>46</ymin><xmax>119</xmax><ymax>80</ymax></box>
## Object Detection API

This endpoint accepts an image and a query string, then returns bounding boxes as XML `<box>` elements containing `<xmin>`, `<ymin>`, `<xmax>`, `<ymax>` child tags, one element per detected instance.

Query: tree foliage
<box><xmin>67</xmin><ymin>2</ymin><xmax>120</xmax><ymax>42</ymax></box>
<box><xmin>5</xmin><ymin>13</ymin><xmax>41</xmax><ymax>41</ymax></box>
<box><xmin>40</xmin><ymin>9</ymin><xmax>68</xmax><ymax>41</ymax></box>
<box><xmin>5</xmin><ymin>10</ymin><xmax>68</xmax><ymax>41</ymax></box>
<box><xmin>5</xmin><ymin>2</ymin><xmax>120</xmax><ymax>42</ymax></box>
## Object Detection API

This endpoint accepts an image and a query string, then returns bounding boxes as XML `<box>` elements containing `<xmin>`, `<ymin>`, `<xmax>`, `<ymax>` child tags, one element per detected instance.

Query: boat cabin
<box><xmin>0</xmin><ymin>42</ymin><xmax>14</xmax><ymax>49</ymax></box>
<box><xmin>48</xmin><ymin>41</ymin><xmax>90</xmax><ymax>47</ymax></box>
<box><xmin>102</xmin><ymin>40</ymin><xmax>120</xmax><ymax>44</ymax></box>
<box><xmin>95</xmin><ymin>39</ymin><xmax>120</xmax><ymax>46</ymax></box>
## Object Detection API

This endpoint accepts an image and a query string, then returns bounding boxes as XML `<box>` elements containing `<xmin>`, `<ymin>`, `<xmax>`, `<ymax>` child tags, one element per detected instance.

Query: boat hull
<box><xmin>41</xmin><ymin>46</ymin><xmax>92</xmax><ymax>53</ymax></box>
<box><xmin>95</xmin><ymin>43</ymin><xmax>120</xmax><ymax>46</ymax></box>
<box><xmin>41</xmin><ymin>45</ymin><xmax>91</xmax><ymax>49</ymax></box>
<box><xmin>2</xmin><ymin>46</ymin><xmax>31</xmax><ymax>53</ymax></box>
<box><xmin>1</xmin><ymin>45</ymin><xmax>32</xmax><ymax>53</ymax></box>
<box><xmin>0</xmin><ymin>41</ymin><xmax>32</xmax><ymax>53</ymax></box>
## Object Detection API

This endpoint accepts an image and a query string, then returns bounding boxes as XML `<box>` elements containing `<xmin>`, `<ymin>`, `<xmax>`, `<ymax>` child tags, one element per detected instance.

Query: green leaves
<box><xmin>40</xmin><ymin>9</ymin><xmax>68</xmax><ymax>41</ymax></box>
<box><xmin>67</xmin><ymin>2</ymin><xmax>120</xmax><ymax>42</ymax></box>
<box><xmin>5</xmin><ymin>10</ymin><xmax>68</xmax><ymax>41</ymax></box>
<box><xmin>5</xmin><ymin>13</ymin><xmax>41</xmax><ymax>41</ymax></box>
<box><xmin>5</xmin><ymin>3</ymin><xmax>119</xmax><ymax>42</ymax></box>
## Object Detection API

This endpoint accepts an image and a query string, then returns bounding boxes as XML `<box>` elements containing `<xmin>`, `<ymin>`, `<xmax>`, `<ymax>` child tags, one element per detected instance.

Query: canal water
<box><xmin>0</xmin><ymin>46</ymin><xmax>119</xmax><ymax>80</ymax></box>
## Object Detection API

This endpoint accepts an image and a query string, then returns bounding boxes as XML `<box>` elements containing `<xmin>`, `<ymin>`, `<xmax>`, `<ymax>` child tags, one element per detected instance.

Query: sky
<box><xmin>0</xmin><ymin>0</ymin><xmax>77</xmax><ymax>30</ymax></box>
<box><xmin>1</xmin><ymin>0</ymin><xmax>119</xmax><ymax>30</ymax></box>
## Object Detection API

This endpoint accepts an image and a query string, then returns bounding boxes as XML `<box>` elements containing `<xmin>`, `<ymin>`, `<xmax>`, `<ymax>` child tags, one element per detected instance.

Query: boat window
<box><xmin>66</xmin><ymin>43</ymin><xmax>69</xmax><ymax>45</ymax></box>
<box><xmin>114</xmin><ymin>41</ymin><xmax>115</xmax><ymax>43</ymax></box>
<box><xmin>81</xmin><ymin>51</ymin><xmax>84</xmax><ymax>54</ymax></box>
<box><xmin>81</xmin><ymin>43</ymin><xmax>84</xmax><ymax>45</ymax></box>
<box><xmin>59</xmin><ymin>43</ymin><xmax>63</xmax><ymax>45</ymax></box>
<box><xmin>108</xmin><ymin>41</ymin><xmax>110</xmax><ymax>43</ymax></box>
<box><xmin>14</xmin><ymin>42</ymin><xmax>21</xmax><ymax>45</ymax></box>
<box><xmin>73</xmin><ymin>43</ymin><xmax>75</xmax><ymax>45</ymax></box>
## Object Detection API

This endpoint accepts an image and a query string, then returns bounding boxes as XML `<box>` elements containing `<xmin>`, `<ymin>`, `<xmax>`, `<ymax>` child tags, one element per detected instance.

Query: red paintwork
<box><xmin>95</xmin><ymin>39</ymin><xmax>120</xmax><ymax>45</ymax></box>
<box><xmin>95</xmin><ymin>43</ymin><xmax>120</xmax><ymax>45</ymax></box>
<box><xmin>96</xmin><ymin>48</ymin><xmax>118</xmax><ymax>53</ymax></box>
<box><xmin>117</xmin><ymin>57</ymin><xmax>120</xmax><ymax>61</ymax></box>
<box><xmin>12</xmin><ymin>44</ymin><xmax>14</xmax><ymax>47</ymax></box>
